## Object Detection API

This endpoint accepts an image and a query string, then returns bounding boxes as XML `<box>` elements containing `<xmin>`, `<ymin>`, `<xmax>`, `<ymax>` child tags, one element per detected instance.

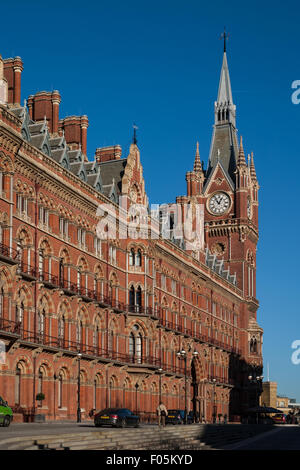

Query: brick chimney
<box><xmin>59</xmin><ymin>115</ymin><xmax>89</xmax><ymax>160</ymax></box>
<box><xmin>95</xmin><ymin>145</ymin><xmax>122</xmax><ymax>163</ymax></box>
<box><xmin>3</xmin><ymin>56</ymin><xmax>23</xmax><ymax>106</ymax></box>
<box><xmin>27</xmin><ymin>91</ymin><xmax>61</xmax><ymax>135</ymax></box>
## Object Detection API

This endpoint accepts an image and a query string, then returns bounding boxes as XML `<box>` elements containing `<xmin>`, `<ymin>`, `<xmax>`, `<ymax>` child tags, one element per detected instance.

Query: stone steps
<box><xmin>1</xmin><ymin>424</ymin><xmax>274</xmax><ymax>451</ymax></box>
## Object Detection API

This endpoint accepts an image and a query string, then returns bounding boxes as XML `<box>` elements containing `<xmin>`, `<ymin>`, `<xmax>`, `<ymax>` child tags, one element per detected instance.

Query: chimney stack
<box><xmin>95</xmin><ymin>145</ymin><xmax>122</xmax><ymax>163</ymax></box>
<box><xmin>3</xmin><ymin>56</ymin><xmax>23</xmax><ymax>106</ymax></box>
<box><xmin>59</xmin><ymin>115</ymin><xmax>89</xmax><ymax>160</ymax></box>
<box><xmin>27</xmin><ymin>90</ymin><xmax>61</xmax><ymax>135</ymax></box>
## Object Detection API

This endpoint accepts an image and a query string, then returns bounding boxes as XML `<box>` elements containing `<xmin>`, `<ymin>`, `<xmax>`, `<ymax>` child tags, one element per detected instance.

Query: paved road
<box><xmin>227</xmin><ymin>425</ymin><xmax>300</xmax><ymax>450</ymax></box>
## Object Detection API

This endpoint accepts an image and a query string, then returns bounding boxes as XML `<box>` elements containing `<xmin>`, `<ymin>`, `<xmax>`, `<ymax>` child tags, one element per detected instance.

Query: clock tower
<box><xmin>182</xmin><ymin>44</ymin><xmax>262</xmax><ymax>372</ymax></box>
<box><xmin>185</xmin><ymin>46</ymin><xmax>260</xmax><ymax>299</ymax></box>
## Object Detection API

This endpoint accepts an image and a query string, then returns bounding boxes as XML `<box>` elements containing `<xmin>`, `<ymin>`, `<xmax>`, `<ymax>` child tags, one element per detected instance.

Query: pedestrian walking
<box><xmin>157</xmin><ymin>402</ymin><xmax>168</xmax><ymax>427</ymax></box>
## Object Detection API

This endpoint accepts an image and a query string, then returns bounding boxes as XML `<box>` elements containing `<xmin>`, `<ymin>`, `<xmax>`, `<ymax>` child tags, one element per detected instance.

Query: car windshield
<box><xmin>100</xmin><ymin>409</ymin><xmax>117</xmax><ymax>414</ymax></box>
<box><xmin>117</xmin><ymin>409</ymin><xmax>132</xmax><ymax>415</ymax></box>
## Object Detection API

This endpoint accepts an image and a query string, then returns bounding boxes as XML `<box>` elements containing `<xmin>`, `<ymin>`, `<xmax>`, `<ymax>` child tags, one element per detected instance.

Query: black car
<box><xmin>94</xmin><ymin>408</ymin><xmax>140</xmax><ymax>428</ymax></box>
<box><xmin>165</xmin><ymin>410</ymin><xmax>193</xmax><ymax>425</ymax></box>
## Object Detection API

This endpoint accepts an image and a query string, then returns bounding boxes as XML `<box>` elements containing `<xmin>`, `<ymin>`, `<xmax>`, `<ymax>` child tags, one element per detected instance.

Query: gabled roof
<box><xmin>203</xmin><ymin>158</ymin><xmax>235</xmax><ymax>194</ymax></box>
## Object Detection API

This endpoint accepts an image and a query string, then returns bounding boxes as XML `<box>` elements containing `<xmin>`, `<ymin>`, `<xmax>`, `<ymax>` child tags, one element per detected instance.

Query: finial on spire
<box><xmin>133</xmin><ymin>123</ymin><xmax>138</xmax><ymax>145</ymax></box>
<box><xmin>221</xmin><ymin>28</ymin><xmax>229</xmax><ymax>53</ymax></box>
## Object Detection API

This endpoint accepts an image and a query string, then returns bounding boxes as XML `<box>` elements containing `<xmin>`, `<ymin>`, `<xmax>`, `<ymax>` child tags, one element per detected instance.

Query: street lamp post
<box><xmin>135</xmin><ymin>383</ymin><xmax>139</xmax><ymax>416</ymax></box>
<box><xmin>77</xmin><ymin>352</ymin><xmax>82</xmax><ymax>423</ymax></box>
<box><xmin>212</xmin><ymin>378</ymin><xmax>217</xmax><ymax>423</ymax></box>
<box><xmin>158</xmin><ymin>368</ymin><xmax>163</xmax><ymax>405</ymax></box>
<box><xmin>248</xmin><ymin>375</ymin><xmax>264</xmax><ymax>424</ymax></box>
<box><xmin>177</xmin><ymin>350</ymin><xmax>198</xmax><ymax>425</ymax></box>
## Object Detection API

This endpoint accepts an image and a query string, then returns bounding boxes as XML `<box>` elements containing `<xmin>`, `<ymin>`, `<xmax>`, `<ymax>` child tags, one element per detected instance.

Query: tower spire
<box><xmin>250</xmin><ymin>151</ymin><xmax>257</xmax><ymax>181</ymax></box>
<box><xmin>237</xmin><ymin>136</ymin><xmax>246</xmax><ymax>167</ymax></box>
<box><xmin>193</xmin><ymin>141</ymin><xmax>202</xmax><ymax>172</ymax></box>
<box><xmin>206</xmin><ymin>39</ymin><xmax>238</xmax><ymax>186</ymax></box>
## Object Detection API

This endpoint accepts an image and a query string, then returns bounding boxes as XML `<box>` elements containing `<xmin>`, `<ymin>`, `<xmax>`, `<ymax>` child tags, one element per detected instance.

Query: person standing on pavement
<box><xmin>157</xmin><ymin>402</ymin><xmax>168</xmax><ymax>427</ymax></box>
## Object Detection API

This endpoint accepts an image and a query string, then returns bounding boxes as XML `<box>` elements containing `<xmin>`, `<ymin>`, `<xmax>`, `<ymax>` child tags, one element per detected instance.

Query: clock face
<box><xmin>208</xmin><ymin>192</ymin><xmax>231</xmax><ymax>215</ymax></box>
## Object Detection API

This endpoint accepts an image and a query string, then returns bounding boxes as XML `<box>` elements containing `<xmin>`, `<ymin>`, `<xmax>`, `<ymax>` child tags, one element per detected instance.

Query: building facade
<box><xmin>0</xmin><ymin>47</ymin><xmax>263</xmax><ymax>422</ymax></box>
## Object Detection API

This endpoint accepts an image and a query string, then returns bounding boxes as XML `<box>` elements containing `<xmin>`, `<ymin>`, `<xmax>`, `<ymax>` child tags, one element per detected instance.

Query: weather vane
<box><xmin>221</xmin><ymin>28</ymin><xmax>229</xmax><ymax>53</ymax></box>
<box><xmin>133</xmin><ymin>123</ymin><xmax>138</xmax><ymax>145</ymax></box>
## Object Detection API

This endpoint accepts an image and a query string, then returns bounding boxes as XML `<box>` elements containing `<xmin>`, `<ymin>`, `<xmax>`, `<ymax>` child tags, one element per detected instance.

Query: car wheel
<box><xmin>3</xmin><ymin>416</ymin><xmax>10</xmax><ymax>427</ymax></box>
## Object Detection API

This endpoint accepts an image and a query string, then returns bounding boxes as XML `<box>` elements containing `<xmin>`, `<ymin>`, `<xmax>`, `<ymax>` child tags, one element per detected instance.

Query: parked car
<box><xmin>0</xmin><ymin>397</ymin><xmax>13</xmax><ymax>427</ymax></box>
<box><xmin>94</xmin><ymin>408</ymin><xmax>140</xmax><ymax>428</ymax></box>
<box><xmin>165</xmin><ymin>410</ymin><xmax>193</xmax><ymax>425</ymax></box>
<box><xmin>271</xmin><ymin>413</ymin><xmax>286</xmax><ymax>424</ymax></box>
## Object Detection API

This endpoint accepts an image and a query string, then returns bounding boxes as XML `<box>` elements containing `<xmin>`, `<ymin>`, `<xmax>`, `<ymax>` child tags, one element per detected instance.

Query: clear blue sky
<box><xmin>1</xmin><ymin>0</ymin><xmax>300</xmax><ymax>401</ymax></box>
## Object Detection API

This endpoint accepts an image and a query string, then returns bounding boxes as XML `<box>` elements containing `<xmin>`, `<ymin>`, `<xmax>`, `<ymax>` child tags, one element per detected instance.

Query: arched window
<box><xmin>58</xmin><ymin>315</ymin><xmax>65</xmax><ymax>341</ymax></box>
<box><xmin>129</xmin><ymin>249</ymin><xmax>135</xmax><ymax>266</ymax></box>
<box><xmin>129</xmin><ymin>325</ymin><xmax>143</xmax><ymax>364</ymax></box>
<box><xmin>129</xmin><ymin>333</ymin><xmax>135</xmax><ymax>361</ymax></box>
<box><xmin>38</xmin><ymin>368</ymin><xmax>44</xmax><ymax>407</ymax></box>
<box><xmin>38</xmin><ymin>309</ymin><xmax>45</xmax><ymax>338</ymax></box>
<box><xmin>38</xmin><ymin>250</ymin><xmax>44</xmax><ymax>280</ymax></box>
<box><xmin>250</xmin><ymin>337</ymin><xmax>257</xmax><ymax>354</ymax></box>
<box><xmin>136</xmin><ymin>250</ymin><xmax>142</xmax><ymax>267</ymax></box>
<box><xmin>136</xmin><ymin>286</ymin><xmax>142</xmax><ymax>312</ymax></box>
<box><xmin>16</xmin><ymin>301</ymin><xmax>24</xmax><ymax>325</ymax></box>
<box><xmin>136</xmin><ymin>333</ymin><xmax>142</xmax><ymax>364</ymax></box>
<box><xmin>93</xmin><ymin>324</ymin><xmax>100</xmax><ymax>351</ymax></box>
<box><xmin>76</xmin><ymin>319</ymin><xmax>83</xmax><ymax>345</ymax></box>
<box><xmin>77</xmin><ymin>268</ymin><xmax>82</xmax><ymax>292</ymax></box>
<box><xmin>129</xmin><ymin>286</ymin><xmax>135</xmax><ymax>309</ymax></box>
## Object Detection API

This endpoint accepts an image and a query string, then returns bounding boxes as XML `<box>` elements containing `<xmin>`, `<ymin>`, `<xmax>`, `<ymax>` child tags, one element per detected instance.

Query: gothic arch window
<box><xmin>136</xmin><ymin>286</ymin><xmax>142</xmax><ymax>311</ymax></box>
<box><xmin>76</xmin><ymin>318</ymin><xmax>83</xmax><ymax>346</ymax></box>
<box><xmin>129</xmin><ymin>249</ymin><xmax>135</xmax><ymax>266</ymax></box>
<box><xmin>38</xmin><ymin>308</ymin><xmax>46</xmax><ymax>338</ymax></box>
<box><xmin>16</xmin><ymin>301</ymin><xmax>24</xmax><ymax>325</ymax></box>
<box><xmin>58</xmin><ymin>315</ymin><xmax>65</xmax><ymax>342</ymax></box>
<box><xmin>93</xmin><ymin>321</ymin><xmax>100</xmax><ymax>351</ymax></box>
<box><xmin>136</xmin><ymin>250</ymin><xmax>142</xmax><ymax>267</ymax></box>
<box><xmin>129</xmin><ymin>324</ymin><xmax>143</xmax><ymax>364</ymax></box>
<box><xmin>250</xmin><ymin>337</ymin><xmax>257</xmax><ymax>354</ymax></box>
<box><xmin>129</xmin><ymin>285</ymin><xmax>135</xmax><ymax>309</ymax></box>
<box><xmin>129</xmin><ymin>332</ymin><xmax>135</xmax><ymax>360</ymax></box>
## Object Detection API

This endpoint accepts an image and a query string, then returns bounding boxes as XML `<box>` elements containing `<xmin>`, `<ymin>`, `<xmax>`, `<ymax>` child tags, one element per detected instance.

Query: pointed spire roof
<box><xmin>217</xmin><ymin>52</ymin><xmax>233</xmax><ymax>105</ymax></box>
<box><xmin>206</xmin><ymin>47</ymin><xmax>238</xmax><ymax>186</ymax></box>
<box><xmin>250</xmin><ymin>152</ymin><xmax>257</xmax><ymax>180</ymax></box>
<box><xmin>193</xmin><ymin>142</ymin><xmax>202</xmax><ymax>172</ymax></box>
<box><xmin>237</xmin><ymin>136</ymin><xmax>246</xmax><ymax>167</ymax></box>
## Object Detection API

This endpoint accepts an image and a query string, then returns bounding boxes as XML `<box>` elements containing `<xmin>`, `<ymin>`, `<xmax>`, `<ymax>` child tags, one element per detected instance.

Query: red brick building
<box><xmin>0</xmin><ymin>47</ymin><xmax>263</xmax><ymax>423</ymax></box>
